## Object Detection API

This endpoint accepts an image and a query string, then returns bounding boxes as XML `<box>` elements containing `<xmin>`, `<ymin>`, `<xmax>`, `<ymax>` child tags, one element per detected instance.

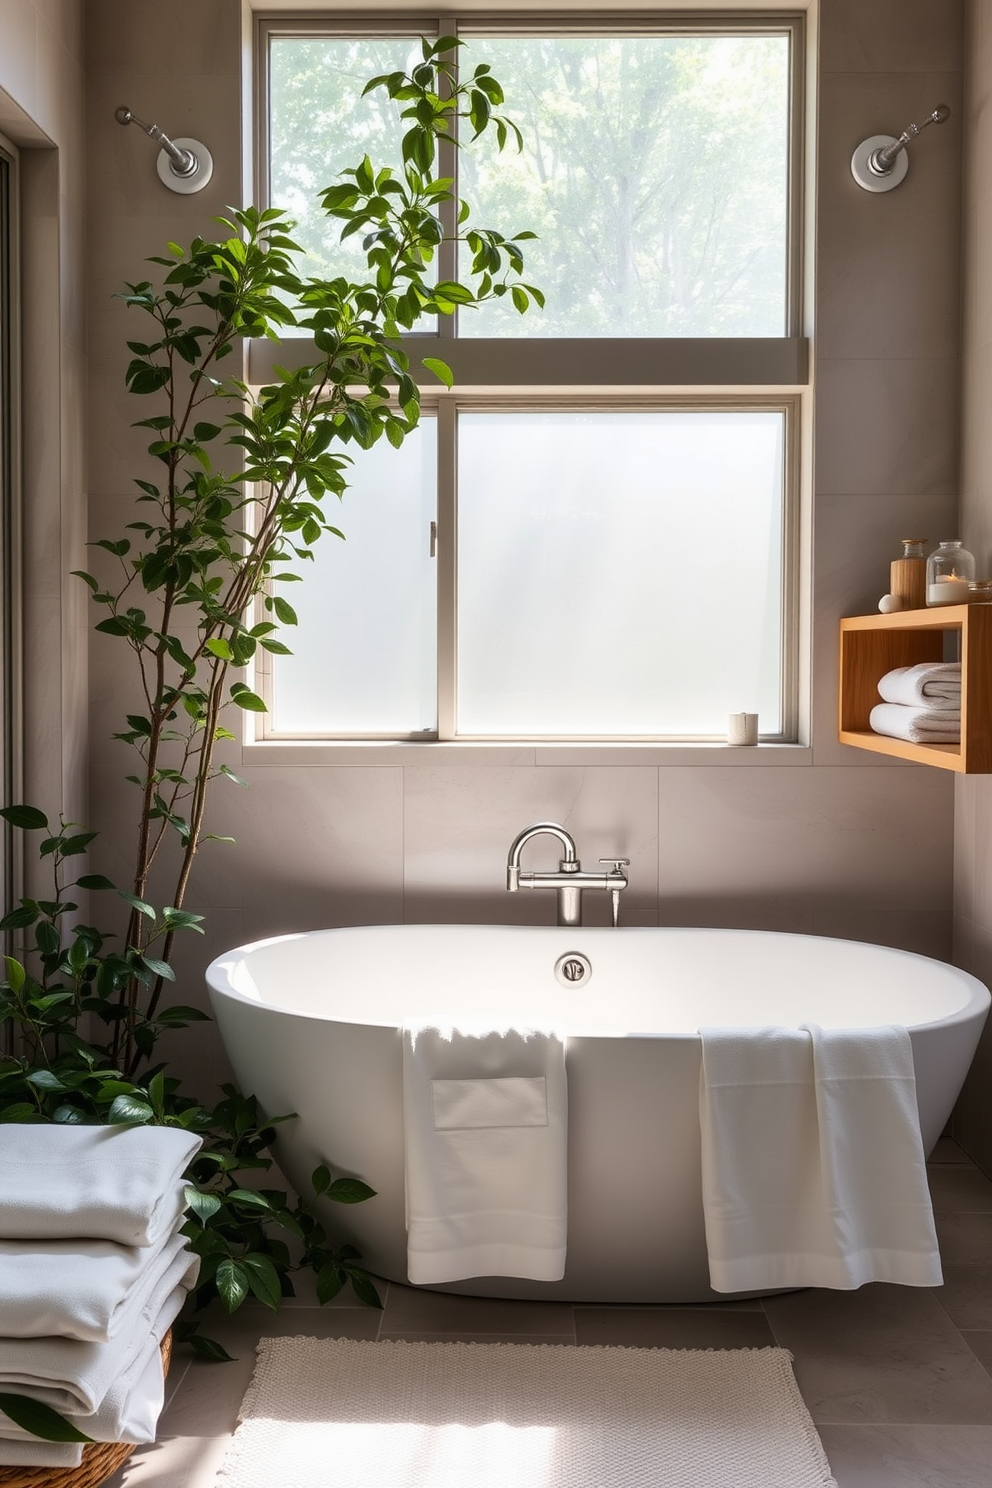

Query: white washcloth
<box><xmin>0</xmin><ymin>1438</ymin><xmax>84</xmax><ymax>1467</ymax></box>
<box><xmin>869</xmin><ymin>702</ymin><xmax>961</xmax><ymax>743</ymax></box>
<box><xmin>402</xmin><ymin>1022</ymin><xmax>568</xmax><ymax>1284</ymax></box>
<box><xmin>0</xmin><ymin>1125</ymin><xmax>201</xmax><ymax>1246</ymax></box>
<box><xmin>0</xmin><ymin>1282</ymin><xmax>187</xmax><ymax>1446</ymax></box>
<box><xmin>698</xmin><ymin>1023</ymin><xmax>942</xmax><ymax>1292</ymax></box>
<box><xmin>0</xmin><ymin>1233</ymin><xmax>198</xmax><ymax>1413</ymax></box>
<box><xmin>0</xmin><ymin>1224</ymin><xmax>191</xmax><ymax>1342</ymax></box>
<box><xmin>877</xmin><ymin>662</ymin><xmax>961</xmax><ymax>707</ymax></box>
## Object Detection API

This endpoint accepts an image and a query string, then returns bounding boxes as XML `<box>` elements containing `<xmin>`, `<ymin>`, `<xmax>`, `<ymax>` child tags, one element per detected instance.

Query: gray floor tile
<box><xmin>381</xmin><ymin>1280</ymin><xmax>575</xmax><ymax>1335</ymax></box>
<box><xmin>160</xmin><ymin>1305</ymin><xmax>381</xmax><ymax>1438</ymax></box>
<box><xmin>927</xmin><ymin>1138</ymin><xmax>974</xmax><ymax>1166</ymax></box>
<box><xmin>962</xmin><ymin>1330</ymin><xmax>992</xmax><ymax>1377</ymax></box>
<box><xmin>933</xmin><ymin>1265</ymin><xmax>992</xmax><ymax>1329</ymax></box>
<box><xmin>817</xmin><ymin>1422</ymin><xmax>992</xmax><ymax>1487</ymax></box>
<box><xmin>928</xmin><ymin>1164</ymin><xmax>992</xmax><ymax>1212</ymax></box>
<box><xmin>935</xmin><ymin>1210</ymin><xmax>992</xmax><ymax>1265</ymax></box>
<box><xmin>102</xmin><ymin>1434</ymin><xmax>230</xmax><ymax>1488</ymax></box>
<box><xmin>575</xmin><ymin>1305</ymin><xmax>776</xmax><ymax>1350</ymax></box>
<box><xmin>763</xmin><ymin>1284</ymin><xmax>992</xmax><ymax>1425</ymax></box>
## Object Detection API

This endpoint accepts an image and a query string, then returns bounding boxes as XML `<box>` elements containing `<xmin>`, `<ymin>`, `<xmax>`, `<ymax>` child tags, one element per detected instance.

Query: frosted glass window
<box><xmin>456</xmin><ymin>411</ymin><xmax>785</xmax><ymax>737</ymax></box>
<box><xmin>268</xmin><ymin>426</ymin><xmax>437</xmax><ymax>735</ymax></box>
<box><xmin>458</xmin><ymin>34</ymin><xmax>791</xmax><ymax>338</ymax></box>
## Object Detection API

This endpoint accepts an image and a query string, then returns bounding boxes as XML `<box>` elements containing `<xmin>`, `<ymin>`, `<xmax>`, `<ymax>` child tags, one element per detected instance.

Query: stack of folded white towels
<box><xmin>0</xmin><ymin>1124</ymin><xmax>202</xmax><ymax>1469</ymax></box>
<box><xmin>869</xmin><ymin>661</ymin><xmax>962</xmax><ymax>744</ymax></box>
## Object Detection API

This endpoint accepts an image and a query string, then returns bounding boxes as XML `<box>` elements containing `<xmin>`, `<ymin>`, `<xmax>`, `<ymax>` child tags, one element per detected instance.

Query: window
<box><xmin>253</xmin><ymin>14</ymin><xmax>807</xmax><ymax>743</ymax></box>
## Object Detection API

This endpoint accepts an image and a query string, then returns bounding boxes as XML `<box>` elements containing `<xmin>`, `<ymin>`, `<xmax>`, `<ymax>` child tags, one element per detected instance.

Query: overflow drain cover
<box><xmin>554</xmin><ymin>951</ymin><xmax>592</xmax><ymax>987</ymax></box>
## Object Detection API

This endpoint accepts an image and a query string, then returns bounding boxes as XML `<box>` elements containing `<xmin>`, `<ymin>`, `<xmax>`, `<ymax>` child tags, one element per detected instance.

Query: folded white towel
<box><xmin>869</xmin><ymin>702</ymin><xmax>960</xmax><ymax>744</ymax></box>
<box><xmin>0</xmin><ymin>1233</ymin><xmax>199</xmax><ymax>1413</ymax></box>
<box><xmin>698</xmin><ymin>1024</ymin><xmax>941</xmax><ymax>1292</ymax></box>
<box><xmin>0</xmin><ymin>1125</ymin><xmax>201</xmax><ymax>1246</ymax></box>
<box><xmin>403</xmin><ymin>1022</ymin><xmax>568</xmax><ymax>1285</ymax></box>
<box><xmin>0</xmin><ymin>1221</ymin><xmax>189</xmax><ymax>1342</ymax></box>
<box><xmin>0</xmin><ymin>1438</ymin><xmax>84</xmax><ymax>1467</ymax></box>
<box><xmin>877</xmin><ymin>662</ymin><xmax>961</xmax><ymax>707</ymax></box>
<box><xmin>0</xmin><ymin>1282</ymin><xmax>186</xmax><ymax>1446</ymax></box>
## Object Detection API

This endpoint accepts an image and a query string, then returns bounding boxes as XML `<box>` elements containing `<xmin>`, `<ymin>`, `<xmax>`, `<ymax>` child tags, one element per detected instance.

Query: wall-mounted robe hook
<box><xmin>115</xmin><ymin>106</ymin><xmax>214</xmax><ymax>194</ymax></box>
<box><xmin>851</xmin><ymin>105</ymin><xmax>950</xmax><ymax>193</ymax></box>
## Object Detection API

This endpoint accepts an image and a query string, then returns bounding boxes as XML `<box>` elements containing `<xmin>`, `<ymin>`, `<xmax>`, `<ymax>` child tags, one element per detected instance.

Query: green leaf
<box><xmin>107</xmin><ymin>1093</ymin><xmax>154</xmax><ymax>1125</ymax></box>
<box><xmin>227</xmin><ymin>1189</ymin><xmax>274</xmax><ymax>1211</ymax></box>
<box><xmin>240</xmin><ymin>1253</ymin><xmax>282</xmax><ymax>1310</ymax></box>
<box><xmin>216</xmin><ymin>1258</ymin><xmax>250</xmax><ymax>1313</ymax></box>
<box><xmin>311</xmin><ymin>1164</ymin><xmax>331</xmax><ymax>1197</ymax></box>
<box><xmin>0</xmin><ymin>1393</ymin><xmax>95</xmax><ymax>1443</ymax></box>
<box><xmin>229</xmin><ymin>684</ymin><xmax>267</xmax><ymax>713</ymax></box>
<box><xmin>346</xmin><ymin>1269</ymin><xmax>384</xmax><ymax>1309</ymax></box>
<box><xmin>3</xmin><ymin>956</ymin><xmax>25</xmax><ymax>993</ymax></box>
<box><xmin>76</xmin><ymin>874</ymin><xmax>116</xmax><ymax>891</ymax></box>
<box><xmin>155</xmin><ymin>1004</ymin><xmax>210</xmax><ymax>1024</ymax></box>
<box><xmin>205</xmin><ymin>637</ymin><xmax>234</xmax><ymax>661</ymax></box>
<box><xmin>26</xmin><ymin>1070</ymin><xmax>68</xmax><ymax>1093</ymax></box>
<box><xmin>183</xmin><ymin>1185</ymin><xmax>223</xmax><ymax>1224</ymax></box>
<box><xmin>0</xmin><ymin>804</ymin><xmax>48</xmax><ymax>830</ymax></box>
<box><xmin>325</xmin><ymin>1177</ymin><xmax>377</xmax><ymax>1205</ymax></box>
<box><xmin>316</xmin><ymin>1263</ymin><xmax>345</xmax><ymax>1305</ymax></box>
<box><xmin>185</xmin><ymin>1334</ymin><xmax>236</xmax><ymax>1362</ymax></box>
<box><xmin>421</xmin><ymin>356</ymin><xmax>453</xmax><ymax>389</ymax></box>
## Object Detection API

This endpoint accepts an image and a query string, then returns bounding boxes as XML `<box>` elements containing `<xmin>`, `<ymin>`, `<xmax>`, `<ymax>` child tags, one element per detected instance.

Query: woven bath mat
<box><xmin>218</xmin><ymin>1337</ymin><xmax>837</xmax><ymax>1488</ymax></box>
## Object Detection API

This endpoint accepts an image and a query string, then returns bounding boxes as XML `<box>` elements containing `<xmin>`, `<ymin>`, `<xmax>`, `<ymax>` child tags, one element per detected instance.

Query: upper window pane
<box><xmin>269</xmin><ymin>35</ymin><xmax>422</xmax><ymax>283</ymax></box>
<box><xmin>460</xmin><ymin>34</ymin><xmax>791</xmax><ymax>338</ymax></box>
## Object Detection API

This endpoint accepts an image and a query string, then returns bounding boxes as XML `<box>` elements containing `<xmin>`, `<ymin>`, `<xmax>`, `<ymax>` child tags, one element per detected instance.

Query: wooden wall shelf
<box><xmin>839</xmin><ymin>604</ymin><xmax>992</xmax><ymax>773</ymax></box>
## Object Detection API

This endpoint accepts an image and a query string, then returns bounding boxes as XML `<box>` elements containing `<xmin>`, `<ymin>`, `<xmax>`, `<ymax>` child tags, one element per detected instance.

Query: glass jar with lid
<box><xmin>926</xmin><ymin>540</ymin><xmax>976</xmax><ymax>605</ymax></box>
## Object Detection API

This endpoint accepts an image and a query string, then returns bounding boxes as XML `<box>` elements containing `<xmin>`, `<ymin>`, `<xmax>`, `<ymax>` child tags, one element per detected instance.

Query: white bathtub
<box><xmin>206</xmin><ymin>924</ymin><xmax>990</xmax><ymax>1304</ymax></box>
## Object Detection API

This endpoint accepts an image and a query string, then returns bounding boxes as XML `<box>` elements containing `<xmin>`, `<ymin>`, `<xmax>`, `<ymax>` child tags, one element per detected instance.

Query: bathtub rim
<box><xmin>205</xmin><ymin>922</ymin><xmax>991</xmax><ymax>1039</ymax></box>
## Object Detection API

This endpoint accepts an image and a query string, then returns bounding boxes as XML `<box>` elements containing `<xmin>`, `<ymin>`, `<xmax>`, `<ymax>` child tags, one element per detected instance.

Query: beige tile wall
<box><xmin>955</xmin><ymin>0</ymin><xmax>992</xmax><ymax>1173</ymax></box>
<box><xmin>79</xmin><ymin>0</ymin><xmax>969</xmax><ymax>1097</ymax></box>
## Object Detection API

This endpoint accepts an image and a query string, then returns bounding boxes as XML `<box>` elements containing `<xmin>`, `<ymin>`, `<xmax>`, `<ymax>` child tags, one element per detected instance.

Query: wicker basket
<box><xmin>0</xmin><ymin>1333</ymin><xmax>172</xmax><ymax>1488</ymax></box>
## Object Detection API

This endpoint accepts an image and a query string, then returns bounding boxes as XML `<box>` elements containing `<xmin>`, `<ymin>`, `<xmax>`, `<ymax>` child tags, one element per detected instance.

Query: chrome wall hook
<box><xmin>851</xmin><ymin>105</ymin><xmax>950</xmax><ymax>193</ymax></box>
<box><xmin>115</xmin><ymin>106</ymin><xmax>214</xmax><ymax>194</ymax></box>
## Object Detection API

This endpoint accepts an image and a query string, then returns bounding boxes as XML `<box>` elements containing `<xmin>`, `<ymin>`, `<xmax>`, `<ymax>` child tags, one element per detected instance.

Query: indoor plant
<box><xmin>0</xmin><ymin>37</ymin><xmax>539</xmax><ymax>1433</ymax></box>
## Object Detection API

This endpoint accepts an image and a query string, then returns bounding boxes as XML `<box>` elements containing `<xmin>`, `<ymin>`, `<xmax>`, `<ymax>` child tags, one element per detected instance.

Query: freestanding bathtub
<box><xmin>206</xmin><ymin>924</ymin><xmax>990</xmax><ymax>1304</ymax></box>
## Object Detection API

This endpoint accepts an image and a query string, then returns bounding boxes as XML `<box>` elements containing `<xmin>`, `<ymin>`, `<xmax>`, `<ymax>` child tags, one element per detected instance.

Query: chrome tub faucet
<box><xmin>506</xmin><ymin>821</ymin><xmax>630</xmax><ymax>927</ymax></box>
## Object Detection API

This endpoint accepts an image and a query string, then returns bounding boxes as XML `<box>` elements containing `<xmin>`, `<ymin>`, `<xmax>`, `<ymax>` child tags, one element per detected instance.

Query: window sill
<box><xmin>242</xmin><ymin>740</ymin><xmax>813</xmax><ymax>767</ymax></box>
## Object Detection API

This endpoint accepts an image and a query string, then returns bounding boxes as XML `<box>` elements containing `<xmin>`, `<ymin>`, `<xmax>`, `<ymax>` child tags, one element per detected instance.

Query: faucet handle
<box><xmin>599</xmin><ymin>857</ymin><xmax>630</xmax><ymax>876</ymax></box>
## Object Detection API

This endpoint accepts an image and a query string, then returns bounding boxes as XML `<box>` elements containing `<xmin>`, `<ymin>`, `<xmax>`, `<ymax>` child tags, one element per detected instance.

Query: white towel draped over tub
<box><xmin>698</xmin><ymin>1023</ymin><xmax>942</xmax><ymax>1292</ymax></box>
<box><xmin>402</xmin><ymin>1023</ymin><xmax>568</xmax><ymax>1285</ymax></box>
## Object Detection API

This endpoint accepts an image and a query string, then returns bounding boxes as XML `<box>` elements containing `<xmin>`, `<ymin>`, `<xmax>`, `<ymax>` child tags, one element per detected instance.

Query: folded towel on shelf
<box><xmin>402</xmin><ymin>1021</ymin><xmax>568</xmax><ymax>1285</ymax></box>
<box><xmin>869</xmin><ymin>702</ymin><xmax>961</xmax><ymax>744</ymax></box>
<box><xmin>0</xmin><ymin>1438</ymin><xmax>84</xmax><ymax>1468</ymax></box>
<box><xmin>0</xmin><ymin>1222</ymin><xmax>189</xmax><ymax>1342</ymax></box>
<box><xmin>0</xmin><ymin>1125</ymin><xmax>201</xmax><ymax>1247</ymax></box>
<box><xmin>0</xmin><ymin>1282</ymin><xmax>186</xmax><ymax>1447</ymax></box>
<box><xmin>877</xmin><ymin>661</ymin><xmax>962</xmax><ymax>707</ymax></box>
<box><xmin>0</xmin><ymin>1234</ymin><xmax>198</xmax><ymax>1414</ymax></box>
<box><xmin>698</xmin><ymin>1023</ymin><xmax>941</xmax><ymax>1292</ymax></box>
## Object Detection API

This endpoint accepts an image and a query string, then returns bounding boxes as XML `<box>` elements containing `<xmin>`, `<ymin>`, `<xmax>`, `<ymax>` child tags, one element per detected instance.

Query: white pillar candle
<box><xmin>927</xmin><ymin>577</ymin><xmax>971</xmax><ymax>604</ymax></box>
<box><xmin>728</xmin><ymin>712</ymin><xmax>759</xmax><ymax>746</ymax></box>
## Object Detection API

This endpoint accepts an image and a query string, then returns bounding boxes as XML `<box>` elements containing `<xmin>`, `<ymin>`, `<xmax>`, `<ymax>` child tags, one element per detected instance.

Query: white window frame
<box><xmin>250</xmin><ymin>10</ymin><xmax>811</xmax><ymax>750</ymax></box>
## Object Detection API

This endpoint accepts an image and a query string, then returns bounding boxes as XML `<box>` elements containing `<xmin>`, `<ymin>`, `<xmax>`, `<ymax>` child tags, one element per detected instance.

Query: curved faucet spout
<box><xmin>506</xmin><ymin>822</ymin><xmax>577</xmax><ymax>887</ymax></box>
